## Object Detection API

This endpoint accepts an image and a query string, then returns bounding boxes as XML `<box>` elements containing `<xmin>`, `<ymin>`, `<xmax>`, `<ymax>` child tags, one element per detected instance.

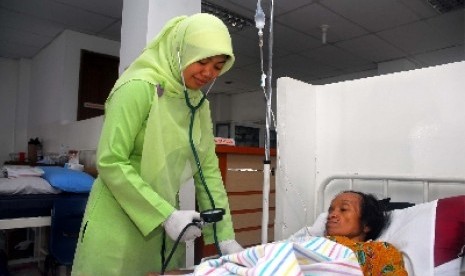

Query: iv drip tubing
<box><xmin>261</xmin><ymin>0</ymin><xmax>274</xmax><ymax>244</ymax></box>
<box><xmin>265</xmin><ymin>0</ymin><xmax>274</xmax><ymax>162</ymax></box>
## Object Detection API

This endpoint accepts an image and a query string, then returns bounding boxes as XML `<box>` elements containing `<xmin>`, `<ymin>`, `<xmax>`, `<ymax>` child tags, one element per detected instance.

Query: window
<box><xmin>215</xmin><ymin>123</ymin><xmax>230</xmax><ymax>138</ymax></box>
<box><xmin>235</xmin><ymin>125</ymin><xmax>260</xmax><ymax>147</ymax></box>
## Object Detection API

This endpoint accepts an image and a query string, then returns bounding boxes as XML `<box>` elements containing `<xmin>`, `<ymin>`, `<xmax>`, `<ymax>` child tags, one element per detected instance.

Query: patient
<box><xmin>150</xmin><ymin>191</ymin><xmax>408</xmax><ymax>275</ymax></box>
<box><xmin>326</xmin><ymin>191</ymin><xmax>408</xmax><ymax>276</ymax></box>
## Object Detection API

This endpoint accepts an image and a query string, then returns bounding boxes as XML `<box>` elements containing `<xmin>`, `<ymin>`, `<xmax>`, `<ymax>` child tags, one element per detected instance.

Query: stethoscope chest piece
<box><xmin>200</xmin><ymin>208</ymin><xmax>225</xmax><ymax>223</ymax></box>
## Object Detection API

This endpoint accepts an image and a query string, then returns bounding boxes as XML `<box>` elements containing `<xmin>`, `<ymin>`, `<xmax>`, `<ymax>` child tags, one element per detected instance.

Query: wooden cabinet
<box><xmin>195</xmin><ymin>146</ymin><xmax>276</xmax><ymax>262</ymax></box>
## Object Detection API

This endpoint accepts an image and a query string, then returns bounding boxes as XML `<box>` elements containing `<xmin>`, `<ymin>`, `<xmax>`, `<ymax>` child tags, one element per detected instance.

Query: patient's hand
<box><xmin>201</xmin><ymin>254</ymin><xmax>220</xmax><ymax>262</ymax></box>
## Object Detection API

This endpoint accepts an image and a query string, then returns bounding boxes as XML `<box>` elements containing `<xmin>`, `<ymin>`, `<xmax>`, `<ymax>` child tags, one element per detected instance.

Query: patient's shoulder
<box><xmin>328</xmin><ymin>236</ymin><xmax>402</xmax><ymax>254</ymax></box>
<box><xmin>329</xmin><ymin>236</ymin><xmax>407</xmax><ymax>276</ymax></box>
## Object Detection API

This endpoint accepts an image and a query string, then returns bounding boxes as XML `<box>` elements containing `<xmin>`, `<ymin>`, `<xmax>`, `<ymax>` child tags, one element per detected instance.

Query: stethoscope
<box><xmin>160</xmin><ymin>51</ymin><xmax>225</xmax><ymax>274</ymax></box>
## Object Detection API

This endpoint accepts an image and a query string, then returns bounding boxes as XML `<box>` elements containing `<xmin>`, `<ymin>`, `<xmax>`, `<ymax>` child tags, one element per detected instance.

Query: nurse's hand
<box><xmin>219</xmin><ymin>239</ymin><xmax>244</xmax><ymax>255</ymax></box>
<box><xmin>163</xmin><ymin>210</ymin><xmax>202</xmax><ymax>242</ymax></box>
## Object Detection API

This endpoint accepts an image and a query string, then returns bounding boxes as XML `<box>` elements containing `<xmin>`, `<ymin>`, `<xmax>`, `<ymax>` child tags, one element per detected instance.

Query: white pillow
<box><xmin>309</xmin><ymin>212</ymin><xmax>327</xmax><ymax>236</ymax></box>
<box><xmin>378</xmin><ymin>200</ymin><xmax>437</xmax><ymax>276</ymax></box>
<box><xmin>287</xmin><ymin>212</ymin><xmax>326</xmax><ymax>241</ymax></box>
<box><xmin>0</xmin><ymin>176</ymin><xmax>61</xmax><ymax>194</ymax></box>
<box><xmin>2</xmin><ymin>165</ymin><xmax>44</xmax><ymax>178</ymax></box>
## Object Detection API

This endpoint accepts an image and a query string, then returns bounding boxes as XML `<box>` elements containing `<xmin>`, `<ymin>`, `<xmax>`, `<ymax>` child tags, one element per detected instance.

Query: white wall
<box><xmin>27</xmin><ymin>30</ymin><xmax>120</xmax><ymax>153</ymax></box>
<box><xmin>0</xmin><ymin>31</ymin><xmax>120</xmax><ymax>165</ymax></box>
<box><xmin>0</xmin><ymin>58</ymin><xmax>19</xmax><ymax>164</ymax></box>
<box><xmin>230</xmin><ymin>92</ymin><xmax>267</xmax><ymax>123</ymax></box>
<box><xmin>275</xmin><ymin>61</ymin><xmax>465</xmax><ymax>240</ymax></box>
<box><xmin>210</xmin><ymin>93</ymin><xmax>232</xmax><ymax>123</ymax></box>
<box><xmin>15</xmin><ymin>59</ymin><xmax>32</xmax><ymax>155</ymax></box>
<box><xmin>0</xmin><ymin>31</ymin><xmax>119</xmax><ymax>164</ymax></box>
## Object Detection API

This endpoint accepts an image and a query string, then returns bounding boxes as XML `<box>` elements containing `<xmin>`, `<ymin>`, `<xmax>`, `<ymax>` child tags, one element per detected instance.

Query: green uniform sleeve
<box><xmin>97</xmin><ymin>81</ymin><xmax>175</xmax><ymax>236</ymax></box>
<box><xmin>194</xmin><ymin>142</ymin><xmax>235</xmax><ymax>244</ymax></box>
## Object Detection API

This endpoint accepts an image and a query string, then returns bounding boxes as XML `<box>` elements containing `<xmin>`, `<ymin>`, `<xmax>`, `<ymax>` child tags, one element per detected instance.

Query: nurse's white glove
<box><xmin>163</xmin><ymin>210</ymin><xmax>202</xmax><ymax>242</ymax></box>
<box><xmin>219</xmin><ymin>239</ymin><xmax>244</xmax><ymax>255</ymax></box>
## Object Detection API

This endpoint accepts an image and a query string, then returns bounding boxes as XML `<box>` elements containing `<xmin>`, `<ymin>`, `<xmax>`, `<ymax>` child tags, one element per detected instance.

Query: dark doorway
<box><xmin>77</xmin><ymin>50</ymin><xmax>119</xmax><ymax>121</ymax></box>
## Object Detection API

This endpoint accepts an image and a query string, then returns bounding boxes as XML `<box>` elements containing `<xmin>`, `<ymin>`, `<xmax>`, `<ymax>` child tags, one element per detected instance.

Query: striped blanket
<box><xmin>194</xmin><ymin>236</ymin><xmax>363</xmax><ymax>275</ymax></box>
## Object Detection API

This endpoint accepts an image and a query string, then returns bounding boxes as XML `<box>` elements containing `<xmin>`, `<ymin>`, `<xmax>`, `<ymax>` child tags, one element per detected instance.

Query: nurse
<box><xmin>72</xmin><ymin>13</ymin><xmax>242</xmax><ymax>275</ymax></box>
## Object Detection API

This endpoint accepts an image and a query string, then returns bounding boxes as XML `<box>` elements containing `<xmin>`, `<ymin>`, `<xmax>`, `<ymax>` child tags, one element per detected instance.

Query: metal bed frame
<box><xmin>317</xmin><ymin>174</ymin><xmax>465</xmax><ymax>215</ymax></box>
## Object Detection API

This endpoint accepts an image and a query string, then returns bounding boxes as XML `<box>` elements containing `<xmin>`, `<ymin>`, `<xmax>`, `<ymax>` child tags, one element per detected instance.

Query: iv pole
<box><xmin>258</xmin><ymin>0</ymin><xmax>274</xmax><ymax>244</ymax></box>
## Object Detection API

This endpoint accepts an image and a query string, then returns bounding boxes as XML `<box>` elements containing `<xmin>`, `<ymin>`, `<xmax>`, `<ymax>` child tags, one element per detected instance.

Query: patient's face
<box><xmin>325</xmin><ymin>192</ymin><xmax>368</xmax><ymax>242</ymax></box>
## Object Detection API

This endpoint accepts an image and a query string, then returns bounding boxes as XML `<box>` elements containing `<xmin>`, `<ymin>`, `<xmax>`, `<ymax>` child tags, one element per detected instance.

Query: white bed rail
<box><xmin>317</xmin><ymin>174</ymin><xmax>465</xmax><ymax>215</ymax></box>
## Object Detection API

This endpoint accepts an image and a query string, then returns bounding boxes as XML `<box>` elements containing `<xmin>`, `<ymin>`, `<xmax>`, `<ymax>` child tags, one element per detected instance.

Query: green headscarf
<box><xmin>110</xmin><ymin>13</ymin><xmax>235</xmax><ymax>99</ymax></box>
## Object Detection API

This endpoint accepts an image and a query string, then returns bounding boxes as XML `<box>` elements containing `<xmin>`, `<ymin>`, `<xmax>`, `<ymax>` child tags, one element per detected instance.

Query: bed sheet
<box><xmin>194</xmin><ymin>236</ymin><xmax>362</xmax><ymax>275</ymax></box>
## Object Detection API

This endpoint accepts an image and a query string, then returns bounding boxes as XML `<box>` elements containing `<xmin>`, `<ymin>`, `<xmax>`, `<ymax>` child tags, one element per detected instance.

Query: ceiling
<box><xmin>1</xmin><ymin>0</ymin><xmax>464</xmax><ymax>95</ymax></box>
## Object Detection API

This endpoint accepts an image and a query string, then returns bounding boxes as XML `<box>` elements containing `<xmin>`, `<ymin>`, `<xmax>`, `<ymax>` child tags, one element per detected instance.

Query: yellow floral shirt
<box><xmin>328</xmin><ymin>236</ymin><xmax>408</xmax><ymax>276</ymax></box>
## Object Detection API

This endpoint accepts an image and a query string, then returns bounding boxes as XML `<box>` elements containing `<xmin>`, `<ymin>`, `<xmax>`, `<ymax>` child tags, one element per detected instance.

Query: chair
<box><xmin>43</xmin><ymin>194</ymin><xmax>88</xmax><ymax>276</ymax></box>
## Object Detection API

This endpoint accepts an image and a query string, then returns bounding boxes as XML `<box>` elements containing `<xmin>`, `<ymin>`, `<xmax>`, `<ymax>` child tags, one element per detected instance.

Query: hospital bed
<box><xmin>310</xmin><ymin>175</ymin><xmax>465</xmax><ymax>276</ymax></box>
<box><xmin>169</xmin><ymin>177</ymin><xmax>463</xmax><ymax>275</ymax></box>
<box><xmin>0</xmin><ymin>166</ymin><xmax>93</xmax><ymax>228</ymax></box>
<box><xmin>0</xmin><ymin>192</ymin><xmax>89</xmax><ymax>230</ymax></box>
<box><xmin>0</xmin><ymin>166</ymin><xmax>92</xmax><ymax>265</ymax></box>
<box><xmin>273</xmin><ymin>61</ymin><xmax>465</xmax><ymax>275</ymax></box>
<box><xmin>159</xmin><ymin>184</ymin><xmax>464</xmax><ymax>275</ymax></box>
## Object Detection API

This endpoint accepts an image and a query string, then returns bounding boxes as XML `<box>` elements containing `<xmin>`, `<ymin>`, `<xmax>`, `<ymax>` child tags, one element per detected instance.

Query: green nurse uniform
<box><xmin>72</xmin><ymin>13</ymin><xmax>236</xmax><ymax>275</ymax></box>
